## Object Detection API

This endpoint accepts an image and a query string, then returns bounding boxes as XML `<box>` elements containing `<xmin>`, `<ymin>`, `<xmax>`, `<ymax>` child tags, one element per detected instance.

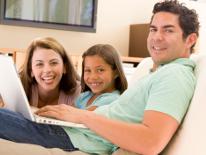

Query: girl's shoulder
<box><xmin>81</xmin><ymin>90</ymin><xmax>120</xmax><ymax>98</ymax></box>
<box><xmin>90</xmin><ymin>90</ymin><xmax>121</xmax><ymax>107</ymax></box>
<box><xmin>76</xmin><ymin>91</ymin><xmax>93</xmax><ymax>102</ymax></box>
<box><xmin>95</xmin><ymin>90</ymin><xmax>120</xmax><ymax>102</ymax></box>
<box><xmin>80</xmin><ymin>91</ymin><xmax>93</xmax><ymax>97</ymax></box>
<box><xmin>100</xmin><ymin>90</ymin><xmax>120</xmax><ymax>97</ymax></box>
<box><xmin>75</xmin><ymin>91</ymin><xmax>92</xmax><ymax>108</ymax></box>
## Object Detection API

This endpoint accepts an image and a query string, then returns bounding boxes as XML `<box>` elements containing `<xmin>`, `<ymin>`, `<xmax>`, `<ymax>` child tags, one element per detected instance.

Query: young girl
<box><xmin>19</xmin><ymin>37</ymin><xmax>81</xmax><ymax>108</ymax></box>
<box><xmin>75</xmin><ymin>44</ymin><xmax>128</xmax><ymax>110</ymax></box>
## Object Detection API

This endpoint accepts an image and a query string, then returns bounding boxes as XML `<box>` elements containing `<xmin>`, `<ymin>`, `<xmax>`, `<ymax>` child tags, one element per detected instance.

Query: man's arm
<box><xmin>81</xmin><ymin>110</ymin><xmax>178</xmax><ymax>155</ymax></box>
<box><xmin>37</xmin><ymin>105</ymin><xmax>179</xmax><ymax>155</ymax></box>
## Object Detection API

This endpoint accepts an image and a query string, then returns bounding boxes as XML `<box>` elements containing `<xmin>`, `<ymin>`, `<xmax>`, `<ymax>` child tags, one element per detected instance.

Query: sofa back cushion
<box><xmin>128</xmin><ymin>57</ymin><xmax>152</xmax><ymax>87</ymax></box>
<box><xmin>163</xmin><ymin>53</ymin><xmax>206</xmax><ymax>155</ymax></box>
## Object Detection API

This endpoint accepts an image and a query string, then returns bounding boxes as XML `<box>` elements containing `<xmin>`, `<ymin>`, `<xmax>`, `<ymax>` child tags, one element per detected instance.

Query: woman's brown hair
<box><xmin>19</xmin><ymin>37</ymin><xmax>80</xmax><ymax>101</ymax></box>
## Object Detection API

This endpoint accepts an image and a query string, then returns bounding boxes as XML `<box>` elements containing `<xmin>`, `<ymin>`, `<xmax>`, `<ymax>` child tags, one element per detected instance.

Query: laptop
<box><xmin>0</xmin><ymin>55</ymin><xmax>86</xmax><ymax>128</ymax></box>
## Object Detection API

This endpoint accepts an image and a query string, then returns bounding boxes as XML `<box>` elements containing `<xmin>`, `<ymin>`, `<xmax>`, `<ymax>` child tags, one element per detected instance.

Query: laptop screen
<box><xmin>0</xmin><ymin>55</ymin><xmax>35</xmax><ymax>121</ymax></box>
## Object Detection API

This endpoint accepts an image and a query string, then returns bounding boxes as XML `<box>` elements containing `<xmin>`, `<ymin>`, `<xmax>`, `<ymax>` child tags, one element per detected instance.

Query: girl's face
<box><xmin>84</xmin><ymin>55</ymin><xmax>117</xmax><ymax>95</ymax></box>
<box><xmin>31</xmin><ymin>47</ymin><xmax>65</xmax><ymax>93</ymax></box>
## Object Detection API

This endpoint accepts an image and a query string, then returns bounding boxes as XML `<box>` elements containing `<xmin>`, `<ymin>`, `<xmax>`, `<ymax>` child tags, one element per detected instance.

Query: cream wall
<box><xmin>182</xmin><ymin>0</ymin><xmax>206</xmax><ymax>53</ymax></box>
<box><xmin>0</xmin><ymin>0</ymin><xmax>157</xmax><ymax>56</ymax></box>
<box><xmin>0</xmin><ymin>0</ymin><xmax>205</xmax><ymax>56</ymax></box>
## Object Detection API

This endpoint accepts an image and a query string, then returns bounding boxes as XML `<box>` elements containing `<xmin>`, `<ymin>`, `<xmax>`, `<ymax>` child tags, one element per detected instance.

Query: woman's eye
<box><xmin>50</xmin><ymin>61</ymin><xmax>58</xmax><ymax>66</ymax></box>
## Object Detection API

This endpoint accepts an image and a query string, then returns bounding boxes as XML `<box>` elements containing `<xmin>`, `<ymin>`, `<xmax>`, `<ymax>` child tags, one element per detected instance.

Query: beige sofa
<box><xmin>0</xmin><ymin>53</ymin><xmax>206</xmax><ymax>155</ymax></box>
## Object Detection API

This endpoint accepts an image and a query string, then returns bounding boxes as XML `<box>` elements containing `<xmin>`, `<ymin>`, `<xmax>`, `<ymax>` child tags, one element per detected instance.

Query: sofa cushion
<box><xmin>162</xmin><ymin>53</ymin><xmax>206</xmax><ymax>155</ymax></box>
<box><xmin>0</xmin><ymin>138</ymin><xmax>89</xmax><ymax>155</ymax></box>
<box><xmin>128</xmin><ymin>57</ymin><xmax>152</xmax><ymax>87</ymax></box>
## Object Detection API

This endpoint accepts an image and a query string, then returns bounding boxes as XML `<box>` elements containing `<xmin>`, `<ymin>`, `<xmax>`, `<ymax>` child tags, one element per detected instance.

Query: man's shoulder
<box><xmin>152</xmin><ymin>59</ymin><xmax>196</xmax><ymax>84</ymax></box>
<box><xmin>158</xmin><ymin>58</ymin><xmax>195</xmax><ymax>75</ymax></box>
<box><xmin>162</xmin><ymin>58</ymin><xmax>195</xmax><ymax>71</ymax></box>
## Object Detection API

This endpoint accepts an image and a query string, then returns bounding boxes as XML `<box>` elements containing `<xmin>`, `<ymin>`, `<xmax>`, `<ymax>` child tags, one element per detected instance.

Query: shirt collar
<box><xmin>149</xmin><ymin>58</ymin><xmax>196</xmax><ymax>73</ymax></box>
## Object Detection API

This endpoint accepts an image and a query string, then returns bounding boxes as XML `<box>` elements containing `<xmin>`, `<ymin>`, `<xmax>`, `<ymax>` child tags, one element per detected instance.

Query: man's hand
<box><xmin>35</xmin><ymin>104</ymin><xmax>87</xmax><ymax>124</ymax></box>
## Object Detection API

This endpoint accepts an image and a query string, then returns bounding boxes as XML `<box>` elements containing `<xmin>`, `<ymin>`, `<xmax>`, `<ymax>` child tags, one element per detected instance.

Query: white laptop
<box><xmin>0</xmin><ymin>55</ymin><xmax>86</xmax><ymax>128</ymax></box>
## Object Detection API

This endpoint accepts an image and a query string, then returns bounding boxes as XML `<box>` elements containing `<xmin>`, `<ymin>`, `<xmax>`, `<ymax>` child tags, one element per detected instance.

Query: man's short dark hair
<box><xmin>151</xmin><ymin>0</ymin><xmax>200</xmax><ymax>52</ymax></box>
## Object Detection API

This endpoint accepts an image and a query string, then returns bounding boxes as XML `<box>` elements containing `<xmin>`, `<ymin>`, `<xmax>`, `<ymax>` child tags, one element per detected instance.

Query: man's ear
<box><xmin>186</xmin><ymin>33</ymin><xmax>198</xmax><ymax>49</ymax></box>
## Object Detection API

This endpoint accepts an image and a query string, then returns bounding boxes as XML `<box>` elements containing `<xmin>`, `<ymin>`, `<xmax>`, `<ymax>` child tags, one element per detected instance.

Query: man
<box><xmin>0</xmin><ymin>0</ymin><xmax>199</xmax><ymax>155</ymax></box>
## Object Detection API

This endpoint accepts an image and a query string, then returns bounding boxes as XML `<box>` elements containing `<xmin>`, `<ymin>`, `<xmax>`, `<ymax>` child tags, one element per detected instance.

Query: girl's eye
<box><xmin>35</xmin><ymin>63</ymin><xmax>43</xmax><ymax>67</ymax></box>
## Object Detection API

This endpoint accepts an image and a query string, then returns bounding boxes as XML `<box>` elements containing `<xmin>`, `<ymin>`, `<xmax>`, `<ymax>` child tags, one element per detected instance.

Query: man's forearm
<box><xmin>80</xmin><ymin>111</ymin><xmax>162</xmax><ymax>155</ymax></box>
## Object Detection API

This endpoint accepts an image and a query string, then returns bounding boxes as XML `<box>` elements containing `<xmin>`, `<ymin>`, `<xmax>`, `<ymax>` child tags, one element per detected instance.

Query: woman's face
<box><xmin>31</xmin><ymin>47</ymin><xmax>65</xmax><ymax>93</ymax></box>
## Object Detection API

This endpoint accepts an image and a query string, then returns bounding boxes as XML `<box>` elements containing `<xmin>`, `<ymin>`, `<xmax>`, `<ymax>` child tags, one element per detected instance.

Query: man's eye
<box><xmin>97</xmin><ymin>68</ymin><xmax>104</xmax><ymax>72</ymax></box>
<box><xmin>149</xmin><ymin>28</ymin><xmax>156</xmax><ymax>32</ymax></box>
<box><xmin>165</xmin><ymin>29</ymin><xmax>173</xmax><ymax>33</ymax></box>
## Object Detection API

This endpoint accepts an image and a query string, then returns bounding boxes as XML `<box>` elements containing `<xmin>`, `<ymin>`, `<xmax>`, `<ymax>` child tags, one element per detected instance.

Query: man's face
<box><xmin>147</xmin><ymin>12</ymin><xmax>192</xmax><ymax>66</ymax></box>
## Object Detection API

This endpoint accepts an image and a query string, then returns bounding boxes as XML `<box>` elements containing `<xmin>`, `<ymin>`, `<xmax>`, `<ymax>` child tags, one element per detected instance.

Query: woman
<box><xmin>19</xmin><ymin>37</ymin><xmax>81</xmax><ymax>108</ymax></box>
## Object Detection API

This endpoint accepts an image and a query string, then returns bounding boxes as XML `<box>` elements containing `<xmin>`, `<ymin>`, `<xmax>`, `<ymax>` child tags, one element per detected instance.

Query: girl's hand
<box><xmin>35</xmin><ymin>104</ymin><xmax>86</xmax><ymax>124</ymax></box>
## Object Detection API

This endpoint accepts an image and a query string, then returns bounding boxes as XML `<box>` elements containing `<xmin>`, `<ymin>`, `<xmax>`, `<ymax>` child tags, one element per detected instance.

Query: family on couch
<box><xmin>0</xmin><ymin>0</ymin><xmax>200</xmax><ymax>154</ymax></box>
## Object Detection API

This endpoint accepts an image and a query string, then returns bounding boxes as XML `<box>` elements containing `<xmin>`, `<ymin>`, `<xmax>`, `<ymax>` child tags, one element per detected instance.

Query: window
<box><xmin>0</xmin><ymin>0</ymin><xmax>98</xmax><ymax>32</ymax></box>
